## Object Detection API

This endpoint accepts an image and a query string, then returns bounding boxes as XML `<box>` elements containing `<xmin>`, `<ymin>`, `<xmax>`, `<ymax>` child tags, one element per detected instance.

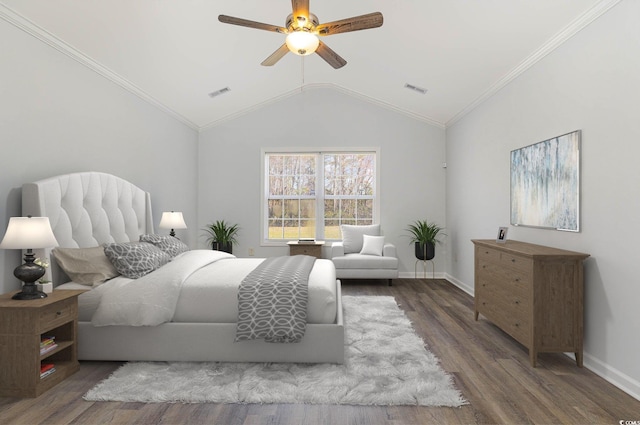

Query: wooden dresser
<box><xmin>472</xmin><ymin>239</ymin><xmax>589</xmax><ymax>367</ymax></box>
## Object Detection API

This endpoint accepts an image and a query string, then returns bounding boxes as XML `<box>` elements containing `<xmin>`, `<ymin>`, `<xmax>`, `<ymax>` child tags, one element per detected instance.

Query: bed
<box><xmin>22</xmin><ymin>172</ymin><xmax>344</xmax><ymax>364</ymax></box>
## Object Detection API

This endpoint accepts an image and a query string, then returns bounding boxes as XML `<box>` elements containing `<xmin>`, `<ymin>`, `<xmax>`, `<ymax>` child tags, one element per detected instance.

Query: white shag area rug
<box><xmin>84</xmin><ymin>295</ymin><xmax>466</xmax><ymax>406</ymax></box>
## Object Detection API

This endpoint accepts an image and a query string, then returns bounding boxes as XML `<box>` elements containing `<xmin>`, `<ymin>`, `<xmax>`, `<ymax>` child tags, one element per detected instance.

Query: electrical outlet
<box><xmin>248</xmin><ymin>248</ymin><xmax>254</xmax><ymax>256</ymax></box>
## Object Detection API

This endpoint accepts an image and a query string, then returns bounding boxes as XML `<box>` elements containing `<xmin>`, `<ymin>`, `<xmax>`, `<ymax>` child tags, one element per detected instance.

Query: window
<box><xmin>264</xmin><ymin>150</ymin><xmax>378</xmax><ymax>242</ymax></box>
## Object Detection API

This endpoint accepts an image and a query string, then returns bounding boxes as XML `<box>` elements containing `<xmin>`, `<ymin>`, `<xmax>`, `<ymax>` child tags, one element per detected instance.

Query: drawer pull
<box><xmin>515</xmin><ymin>300</ymin><xmax>520</xmax><ymax>305</ymax></box>
<box><xmin>56</xmin><ymin>311</ymin><xmax>62</xmax><ymax>316</ymax></box>
<box><xmin>511</xmin><ymin>259</ymin><xmax>516</xmax><ymax>263</ymax></box>
<box><xmin>514</xmin><ymin>278</ymin><xmax>520</xmax><ymax>282</ymax></box>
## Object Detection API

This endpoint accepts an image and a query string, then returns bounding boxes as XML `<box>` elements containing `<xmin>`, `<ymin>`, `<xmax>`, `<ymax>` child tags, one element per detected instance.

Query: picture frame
<box><xmin>497</xmin><ymin>227</ymin><xmax>508</xmax><ymax>243</ymax></box>
<box><xmin>510</xmin><ymin>130</ymin><xmax>581</xmax><ymax>232</ymax></box>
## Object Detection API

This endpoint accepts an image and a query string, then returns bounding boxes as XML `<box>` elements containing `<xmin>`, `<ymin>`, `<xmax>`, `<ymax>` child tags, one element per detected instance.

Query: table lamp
<box><xmin>159</xmin><ymin>211</ymin><xmax>187</xmax><ymax>237</ymax></box>
<box><xmin>0</xmin><ymin>216</ymin><xmax>59</xmax><ymax>300</ymax></box>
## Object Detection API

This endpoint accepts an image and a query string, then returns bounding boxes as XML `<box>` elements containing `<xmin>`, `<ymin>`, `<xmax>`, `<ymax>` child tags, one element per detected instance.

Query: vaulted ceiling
<box><xmin>2</xmin><ymin>0</ymin><xmax>615</xmax><ymax>130</ymax></box>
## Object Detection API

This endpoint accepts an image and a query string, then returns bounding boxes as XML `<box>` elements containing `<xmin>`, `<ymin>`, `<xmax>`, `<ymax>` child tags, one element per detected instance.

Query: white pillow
<box><xmin>360</xmin><ymin>235</ymin><xmax>385</xmax><ymax>256</ymax></box>
<box><xmin>341</xmin><ymin>224</ymin><xmax>381</xmax><ymax>254</ymax></box>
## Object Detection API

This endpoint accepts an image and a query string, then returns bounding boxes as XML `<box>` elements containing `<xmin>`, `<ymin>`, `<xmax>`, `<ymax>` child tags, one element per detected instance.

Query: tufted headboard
<box><xmin>22</xmin><ymin>172</ymin><xmax>154</xmax><ymax>285</ymax></box>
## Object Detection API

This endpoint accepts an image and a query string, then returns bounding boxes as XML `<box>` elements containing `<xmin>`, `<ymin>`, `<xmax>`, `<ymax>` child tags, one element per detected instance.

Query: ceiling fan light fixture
<box><xmin>286</xmin><ymin>30</ymin><xmax>319</xmax><ymax>56</ymax></box>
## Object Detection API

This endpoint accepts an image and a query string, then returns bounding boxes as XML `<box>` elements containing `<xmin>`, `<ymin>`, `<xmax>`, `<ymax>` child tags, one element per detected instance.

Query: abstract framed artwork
<box><xmin>510</xmin><ymin>130</ymin><xmax>581</xmax><ymax>232</ymax></box>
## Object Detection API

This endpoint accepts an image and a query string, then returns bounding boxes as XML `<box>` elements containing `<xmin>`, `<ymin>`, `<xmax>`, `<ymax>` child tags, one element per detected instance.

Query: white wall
<box><xmin>0</xmin><ymin>18</ymin><xmax>199</xmax><ymax>293</ymax></box>
<box><xmin>198</xmin><ymin>87</ymin><xmax>447</xmax><ymax>275</ymax></box>
<box><xmin>446</xmin><ymin>0</ymin><xmax>640</xmax><ymax>398</ymax></box>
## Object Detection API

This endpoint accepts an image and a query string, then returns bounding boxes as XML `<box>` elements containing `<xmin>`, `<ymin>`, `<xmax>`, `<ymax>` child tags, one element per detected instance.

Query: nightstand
<box><xmin>287</xmin><ymin>240</ymin><xmax>325</xmax><ymax>259</ymax></box>
<box><xmin>0</xmin><ymin>289</ymin><xmax>85</xmax><ymax>397</ymax></box>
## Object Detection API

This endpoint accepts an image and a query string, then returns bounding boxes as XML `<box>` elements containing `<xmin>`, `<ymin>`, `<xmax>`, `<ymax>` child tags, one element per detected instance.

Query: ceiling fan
<box><xmin>218</xmin><ymin>0</ymin><xmax>383</xmax><ymax>69</ymax></box>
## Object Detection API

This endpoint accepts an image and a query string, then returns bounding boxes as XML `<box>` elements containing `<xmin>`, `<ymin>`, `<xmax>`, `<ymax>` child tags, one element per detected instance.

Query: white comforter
<box><xmin>88</xmin><ymin>250</ymin><xmax>338</xmax><ymax>327</ymax></box>
<box><xmin>92</xmin><ymin>250</ymin><xmax>234</xmax><ymax>326</ymax></box>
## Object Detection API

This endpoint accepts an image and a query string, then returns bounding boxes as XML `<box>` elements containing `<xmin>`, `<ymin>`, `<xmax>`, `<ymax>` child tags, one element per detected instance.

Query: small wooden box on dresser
<box><xmin>0</xmin><ymin>289</ymin><xmax>85</xmax><ymax>397</ymax></box>
<box><xmin>472</xmin><ymin>239</ymin><xmax>589</xmax><ymax>367</ymax></box>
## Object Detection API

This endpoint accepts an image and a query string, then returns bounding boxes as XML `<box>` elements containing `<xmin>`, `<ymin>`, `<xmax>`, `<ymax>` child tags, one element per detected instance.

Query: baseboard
<box><xmin>443</xmin><ymin>273</ymin><xmax>474</xmax><ymax>296</ymax></box>
<box><xmin>398</xmin><ymin>271</ymin><xmax>446</xmax><ymax>279</ymax></box>
<box><xmin>580</xmin><ymin>352</ymin><xmax>640</xmax><ymax>401</ymax></box>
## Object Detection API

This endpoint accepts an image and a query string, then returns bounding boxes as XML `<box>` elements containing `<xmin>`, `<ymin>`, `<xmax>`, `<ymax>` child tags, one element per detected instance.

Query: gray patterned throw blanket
<box><xmin>235</xmin><ymin>255</ymin><xmax>316</xmax><ymax>343</ymax></box>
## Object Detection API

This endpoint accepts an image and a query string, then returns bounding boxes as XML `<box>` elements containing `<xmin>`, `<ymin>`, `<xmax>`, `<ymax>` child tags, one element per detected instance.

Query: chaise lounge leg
<box><xmin>388</xmin><ymin>279</ymin><xmax>392</xmax><ymax>287</ymax></box>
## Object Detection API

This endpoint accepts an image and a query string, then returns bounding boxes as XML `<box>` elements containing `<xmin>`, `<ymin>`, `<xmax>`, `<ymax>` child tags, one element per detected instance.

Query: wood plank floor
<box><xmin>1</xmin><ymin>278</ymin><xmax>639</xmax><ymax>424</ymax></box>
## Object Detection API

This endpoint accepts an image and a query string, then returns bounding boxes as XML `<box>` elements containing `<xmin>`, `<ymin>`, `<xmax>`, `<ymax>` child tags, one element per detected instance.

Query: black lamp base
<box><xmin>12</xmin><ymin>251</ymin><xmax>47</xmax><ymax>300</ymax></box>
<box><xmin>12</xmin><ymin>283</ymin><xmax>47</xmax><ymax>300</ymax></box>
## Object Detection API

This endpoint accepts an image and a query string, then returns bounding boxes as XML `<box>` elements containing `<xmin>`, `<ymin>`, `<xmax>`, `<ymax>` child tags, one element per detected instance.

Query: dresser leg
<box><xmin>575</xmin><ymin>351</ymin><xmax>583</xmax><ymax>367</ymax></box>
<box><xmin>474</xmin><ymin>311</ymin><xmax>479</xmax><ymax>321</ymax></box>
<box><xmin>530</xmin><ymin>350</ymin><xmax>537</xmax><ymax>367</ymax></box>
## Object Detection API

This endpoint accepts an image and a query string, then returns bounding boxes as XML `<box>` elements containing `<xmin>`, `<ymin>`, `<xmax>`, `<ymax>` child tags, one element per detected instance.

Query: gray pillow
<box><xmin>139</xmin><ymin>234</ymin><xmax>189</xmax><ymax>258</ymax></box>
<box><xmin>340</xmin><ymin>224</ymin><xmax>381</xmax><ymax>254</ymax></box>
<box><xmin>103</xmin><ymin>242</ymin><xmax>171</xmax><ymax>279</ymax></box>
<box><xmin>52</xmin><ymin>246</ymin><xmax>120</xmax><ymax>286</ymax></box>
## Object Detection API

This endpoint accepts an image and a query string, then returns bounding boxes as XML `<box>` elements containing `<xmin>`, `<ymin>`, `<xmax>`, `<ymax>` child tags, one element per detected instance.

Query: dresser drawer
<box><xmin>38</xmin><ymin>298</ymin><xmax>76</xmax><ymax>332</ymax></box>
<box><xmin>477</xmin><ymin>247</ymin><xmax>531</xmax><ymax>274</ymax></box>
<box><xmin>477</xmin><ymin>261</ymin><xmax>530</xmax><ymax>300</ymax></box>
<box><xmin>290</xmin><ymin>245</ymin><xmax>319</xmax><ymax>256</ymax></box>
<box><xmin>497</xmin><ymin>252</ymin><xmax>531</xmax><ymax>275</ymax></box>
<box><xmin>477</xmin><ymin>292</ymin><xmax>530</xmax><ymax>344</ymax></box>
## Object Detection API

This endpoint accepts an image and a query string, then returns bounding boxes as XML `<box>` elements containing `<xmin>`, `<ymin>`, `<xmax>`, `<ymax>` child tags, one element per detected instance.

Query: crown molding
<box><xmin>0</xmin><ymin>3</ymin><xmax>199</xmax><ymax>130</ymax></box>
<box><xmin>446</xmin><ymin>0</ymin><xmax>622</xmax><ymax>128</ymax></box>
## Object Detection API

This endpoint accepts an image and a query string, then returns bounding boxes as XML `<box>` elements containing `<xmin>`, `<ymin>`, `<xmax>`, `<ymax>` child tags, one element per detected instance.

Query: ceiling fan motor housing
<box><xmin>286</xmin><ymin>13</ymin><xmax>319</xmax><ymax>32</ymax></box>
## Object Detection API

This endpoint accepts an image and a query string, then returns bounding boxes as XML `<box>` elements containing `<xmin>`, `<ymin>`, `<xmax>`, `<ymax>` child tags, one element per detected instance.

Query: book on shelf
<box><xmin>40</xmin><ymin>363</ymin><xmax>56</xmax><ymax>379</ymax></box>
<box><xmin>41</xmin><ymin>336</ymin><xmax>55</xmax><ymax>346</ymax></box>
<box><xmin>40</xmin><ymin>343</ymin><xmax>58</xmax><ymax>355</ymax></box>
<box><xmin>40</xmin><ymin>336</ymin><xmax>58</xmax><ymax>355</ymax></box>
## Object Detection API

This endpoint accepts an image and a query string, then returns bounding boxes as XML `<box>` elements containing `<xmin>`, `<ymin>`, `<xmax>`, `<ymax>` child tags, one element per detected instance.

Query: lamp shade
<box><xmin>159</xmin><ymin>211</ymin><xmax>187</xmax><ymax>230</ymax></box>
<box><xmin>0</xmin><ymin>216</ymin><xmax>58</xmax><ymax>250</ymax></box>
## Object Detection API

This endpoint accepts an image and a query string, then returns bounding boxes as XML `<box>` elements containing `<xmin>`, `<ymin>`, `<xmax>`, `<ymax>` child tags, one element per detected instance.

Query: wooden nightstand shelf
<box><xmin>287</xmin><ymin>240</ymin><xmax>325</xmax><ymax>259</ymax></box>
<box><xmin>0</xmin><ymin>289</ymin><xmax>85</xmax><ymax>397</ymax></box>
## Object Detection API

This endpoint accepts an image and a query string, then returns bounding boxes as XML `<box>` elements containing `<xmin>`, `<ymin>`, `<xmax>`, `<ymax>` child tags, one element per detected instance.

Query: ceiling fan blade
<box><xmin>316</xmin><ymin>12</ymin><xmax>383</xmax><ymax>36</ymax></box>
<box><xmin>315</xmin><ymin>41</ymin><xmax>347</xmax><ymax>69</ymax></box>
<box><xmin>218</xmin><ymin>15</ymin><xmax>287</xmax><ymax>33</ymax></box>
<box><xmin>261</xmin><ymin>44</ymin><xmax>290</xmax><ymax>66</ymax></box>
<box><xmin>291</xmin><ymin>0</ymin><xmax>310</xmax><ymax>19</ymax></box>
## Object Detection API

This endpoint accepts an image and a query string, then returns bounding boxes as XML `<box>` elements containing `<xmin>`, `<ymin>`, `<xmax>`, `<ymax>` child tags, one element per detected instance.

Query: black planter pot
<box><xmin>212</xmin><ymin>242</ymin><xmax>233</xmax><ymax>254</ymax></box>
<box><xmin>414</xmin><ymin>242</ymin><xmax>435</xmax><ymax>261</ymax></box>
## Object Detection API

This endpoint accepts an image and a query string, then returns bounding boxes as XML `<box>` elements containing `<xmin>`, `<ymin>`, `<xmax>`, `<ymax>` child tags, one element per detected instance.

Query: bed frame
<box><xmin>22</xmin><ymin>172</ymin><xmax>344</xmax><ymax>363</ymax></box>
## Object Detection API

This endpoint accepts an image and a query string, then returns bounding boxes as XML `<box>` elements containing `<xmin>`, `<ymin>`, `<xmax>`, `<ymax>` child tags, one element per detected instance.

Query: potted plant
<box><xmin>203</xmin><ymin>220</ymin><xmax>239</xmax><ymax>254</ymax></box>
<box><xmin>406</xmin><ymin>220</ymin><xmax>445</xmax><ymax>261</ymax></box>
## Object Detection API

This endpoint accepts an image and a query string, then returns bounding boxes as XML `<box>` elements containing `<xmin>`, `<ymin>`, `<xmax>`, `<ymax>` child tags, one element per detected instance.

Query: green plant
<box><xmin>406</xmin><ymin>220</ymin><xmax>446</xmax><ymax>246</ymax></box>
<box><xmin>203</xmin><ymin>220</ymin><xmax>240</xmax><ymax>247</ymax></box>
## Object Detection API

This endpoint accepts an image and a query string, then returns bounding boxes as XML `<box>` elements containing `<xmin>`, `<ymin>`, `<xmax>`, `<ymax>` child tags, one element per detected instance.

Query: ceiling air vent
<box><xmin>208</xmin><ymin>87</ymin><xmax>231</xmax><ymax>98</ymax></box>
<box><xmin>404</xmin><ymin>83</ymin><xmax>427</xmax><ymax>95</ymax></box>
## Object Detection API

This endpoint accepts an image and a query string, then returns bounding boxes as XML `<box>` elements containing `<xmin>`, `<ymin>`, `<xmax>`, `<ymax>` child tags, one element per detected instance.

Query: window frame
<box><xmin>261</xmin><ymin>147</ymin><xmax>381</xmax><ymax>246</ymax></box>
